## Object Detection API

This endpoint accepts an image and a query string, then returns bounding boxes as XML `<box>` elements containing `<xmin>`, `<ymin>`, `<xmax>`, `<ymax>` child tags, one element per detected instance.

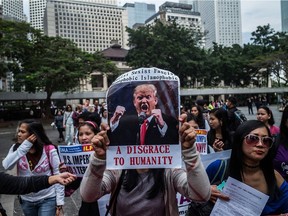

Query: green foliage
<box><xmin>0</xmin><ymin>19</ymin><xmax>118</xmax><ymax>117</ymax></box>
<box><xmin>0</xmin><ymin>19</ymin><xmax>40</xmax><ymax>76</ymax></box>
<box><xmin>125</xmin><ymin>21</ymin><xmax>288</xmax><ymax>88</ymax></box>
<box><xmin>126</xmin><ymin>20</ymin><xmax>206</xmax><ymax>87</ymax></box>
<box><xmin>249</xmin><ymin>24</ymin><xmax>288</xmax><ymax>86</ymax></box>
<box><xmin>2</xmin><ymin>17</ymin><xmax>288</xmax><ymax>104</ymax></box>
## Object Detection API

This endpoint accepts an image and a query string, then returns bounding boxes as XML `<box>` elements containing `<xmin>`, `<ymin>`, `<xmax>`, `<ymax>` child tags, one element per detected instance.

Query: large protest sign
<box><xmin>58</xmin><ymin>144</ymin><xmax>93</xmax><ymax>177</ymax></box>
<box><xmin>106</xmin><ymin>67</ymin><xmax>181</xmax><ymax>169</ymax></box>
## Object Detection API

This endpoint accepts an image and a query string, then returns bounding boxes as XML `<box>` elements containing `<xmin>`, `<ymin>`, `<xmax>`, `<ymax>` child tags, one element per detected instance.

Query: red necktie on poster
<box><xmin>140</xmin><ymin>119</ymin><xmax>148</xmax><ymax>145</ymax></box>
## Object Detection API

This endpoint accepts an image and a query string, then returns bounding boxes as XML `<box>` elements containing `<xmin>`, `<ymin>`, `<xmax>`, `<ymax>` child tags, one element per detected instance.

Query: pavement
<box><xmin>0</xmin><ymin>104</ymin><xmax>283</xmax><ymax>216</ymax></box>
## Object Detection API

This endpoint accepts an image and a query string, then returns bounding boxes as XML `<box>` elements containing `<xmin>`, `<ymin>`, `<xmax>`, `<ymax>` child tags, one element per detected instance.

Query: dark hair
<box><xmin>56</xmin><ymin>109</ymin><xmax>63</xmax><ymax>115</ymax></box>
<box><xmin>278</xmin><ymin>106</ymin><xmax>288</xmax><ymax>148</ymax></box>
<box><xmin>122</xmin><ymin>169</ymin><xmax>164</xmax><ymax>199</ymax></box>
<box><xmin>65</xmin><ymin>104</ymin><xmax>72</xmax><ymax>111</ymax></box>
<box><xmin>190</xmin><ymin>105</ymin><xmax>205</xmax><ymax>129</ymax></box>
<box><xmin>257</xmin><ymin>106</ymin><xmax>275</xmax><ymax>126</ymax></box>
<box><xmin>88</xmin><ymin>113</ymin><xmax>101</xmax><ymax>128</ymax></box>
<box><xmin>186</xmin><ymin>113</ymin><xmax>197</xmax><ymax>123</ymax></box>
<box><xmin>208</xmin><ymin>108</ymin><xmax>230</xmax><ymax>149</ymax></box>
<box><xmin>227</xmin><ymin>96</ymin><xmax>237</xmax><ymax>106</ymax></box>
<box><xmin>14</xmin><ymin>120</ymin><xmax>53</xmax><ymax>155</ymax></box>
<box><xmin>78</xmin><ymin>111</ymin><xmax>90</xmax><ymax>121</ymax></box>
<box><xmin>228</xmin><ymin>120</ymin><xmax>279</xmax><ymax>200</ymax></box>
<box><xmin>78</xmin><ymin>121</ymin><xmax>100</xmax><ymax>136</ymax></box>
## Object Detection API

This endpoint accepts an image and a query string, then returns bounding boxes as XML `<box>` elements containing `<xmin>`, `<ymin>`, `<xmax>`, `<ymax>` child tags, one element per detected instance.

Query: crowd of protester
<box><xmin>1</xmin><ymin>95</ymin><xmax>288</xmax><ymax>216</ymax></box>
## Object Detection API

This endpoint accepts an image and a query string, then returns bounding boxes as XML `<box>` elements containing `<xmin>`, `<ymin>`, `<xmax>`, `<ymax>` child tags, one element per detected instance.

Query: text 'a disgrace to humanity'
<box><xmin>113</xmin><ymin>145</ymin><xmax>173</xmax><ymax>166</ymax></box>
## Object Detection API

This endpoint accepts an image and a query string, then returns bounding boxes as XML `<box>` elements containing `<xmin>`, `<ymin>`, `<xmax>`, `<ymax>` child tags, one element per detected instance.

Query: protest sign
<box><xmin>195</xmin><ymin>129</ymin><xmax>208</xmax><ymax>154</ymax></box>
<box><xmin>58</xmin><ymin>144</ymin><xmax>93</xmax><ymax>177</ymax></box>
<box><xmin>106</xmin><ymin>67</ymin><xmax>180</xmax><ymax>169</ymax></box>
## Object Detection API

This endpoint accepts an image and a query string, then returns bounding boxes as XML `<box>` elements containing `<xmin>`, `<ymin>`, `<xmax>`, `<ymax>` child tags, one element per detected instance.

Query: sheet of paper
<box><xmin>211</xmin><ymin>177</ymin><xmax>269</xmax><ymax>216</ymax></box>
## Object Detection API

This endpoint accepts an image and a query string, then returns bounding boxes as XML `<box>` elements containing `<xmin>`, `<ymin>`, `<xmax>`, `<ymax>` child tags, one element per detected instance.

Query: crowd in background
<box><xmin>1</xmin><ymin>94</ymin><xmax>288</xmax><ymax>216</ymax></box>
<box><xmin>52</xmin><ymin>99</ymin><xmax>107</xmax><ymax>145</ymax></box>
<box><xmin>182</xmin><ymin>96</ymin><xmax>288</xmax><ymax>215</ymax></box>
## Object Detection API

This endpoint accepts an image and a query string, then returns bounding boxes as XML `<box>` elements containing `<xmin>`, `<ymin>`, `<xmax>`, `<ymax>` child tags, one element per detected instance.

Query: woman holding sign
<box><xmin>62</xmin><ymin>120</ymin><xmax>101</xmax><ymax>216</ymax></box>
<box><xmin>209</xmin><ymin>120</ymin><xmax>288</xmax><ymax>215</ymax></box>
<box><xmin>80</xmin><ymin>117</ymin><xmax>211</xmax><ymax>216</ymax></box>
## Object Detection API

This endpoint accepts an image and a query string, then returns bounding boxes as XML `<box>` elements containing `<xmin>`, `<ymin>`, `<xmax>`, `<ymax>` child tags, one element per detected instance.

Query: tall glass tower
<box><xmin>281</xmin><ymin>0</ymin><xmax>288</xmax><ymax>32</ymax></box>
<box><xmin>123</xmin><ymin>2</ymin><xmax>155</xmax><ymax>28</ymax></box>
<box><xmin>195</xmin><ymin>0</ymin><xmax>242</xmax><ymax>49</ymax></box>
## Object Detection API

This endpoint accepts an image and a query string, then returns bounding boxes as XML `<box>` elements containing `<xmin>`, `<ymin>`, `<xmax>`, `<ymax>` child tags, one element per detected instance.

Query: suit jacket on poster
<box><xmin>109</xmin><ymin>111</ymin><xmax>178</xmax><ymax>146</ymax></box>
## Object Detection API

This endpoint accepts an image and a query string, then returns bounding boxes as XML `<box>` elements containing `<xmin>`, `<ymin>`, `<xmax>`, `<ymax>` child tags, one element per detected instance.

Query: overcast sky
<box><xmin>23</xmin><ymin>0</ymin><xmax>282</xmax><ymax>43</ymax></box>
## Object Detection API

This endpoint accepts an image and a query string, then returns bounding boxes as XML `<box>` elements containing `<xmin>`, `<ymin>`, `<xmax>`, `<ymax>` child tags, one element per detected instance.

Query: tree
<box><xmin>205</xmin><ymin>43</ymin><xmax>250</xmax><ymax>87</ymax></box>
<box><xmin>126</xmin><ymin>20</ymin><xmax>206</xmax><ymax>87</ymax></box>
<box><xmin>1</xmin><ymin>19</ymin><xmax>118</xmax><ymax>117</ymax></box>
<box><xmin>249</xmin><ymin>25</ymin><xmax>288</xmax><ymax>87</ymax></box>
<box><xmin>0</xmin><ymin>19</ymin><xmax>40</xmax><ymax>77</ymax></box>
<box><xmin>12</xmin><ymin>36</ymin><xmax>89</xmax><ymax>116</ymax></box>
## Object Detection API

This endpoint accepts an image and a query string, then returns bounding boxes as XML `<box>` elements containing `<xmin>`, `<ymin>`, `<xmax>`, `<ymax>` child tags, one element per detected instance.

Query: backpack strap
<box><xmin>44</xmin><ymin>144</ymin><xmax>55</xmax><ymax>174</ymax></box>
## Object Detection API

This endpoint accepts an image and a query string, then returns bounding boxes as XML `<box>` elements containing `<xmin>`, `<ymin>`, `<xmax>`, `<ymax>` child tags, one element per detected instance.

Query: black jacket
<box><xmin>0</xmin><ymin>172</ymin><xmax>50</xmax><ymax>195</ymax></box>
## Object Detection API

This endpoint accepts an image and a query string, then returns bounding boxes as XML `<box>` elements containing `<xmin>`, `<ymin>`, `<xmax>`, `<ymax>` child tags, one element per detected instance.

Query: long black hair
<box><xmin>122</xmin><ymin>169</ymin><xmax>165</xmax><ymax>199</ymax></box>
<box><xmin>257</xmin><ymin>105</ymin><xmax>275</xmax><ymax>126</ymax></box>
<box><xmin>13</xmin><ymin>120</ymin><xmax>53</xmax><ymax>155</ymax></box>
<box><xmin>228</xmin><ymin>120</ymin><xmax>280</xmax><ymax>200</ymax></box>
<box><xmin>207</xmin><ymin>108</ymin><xmax>230</xmax><ymax>149</ymax></box>
<box><xmin>190</xmin><ymin>105</ymin><xmax>205</xmax><ymax>129</ymax></box>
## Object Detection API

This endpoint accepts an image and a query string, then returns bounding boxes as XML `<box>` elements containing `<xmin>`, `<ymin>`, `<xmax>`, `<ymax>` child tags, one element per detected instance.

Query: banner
<box><xmin>58</xmin><ymin>144</ymin><xmax>93</xmax><ymax>177</ymax></box>
<box><xmin>106</xmin><ymin>67</ymin><xmax>181</xmax><ymax>169</ymax></box>
<box><xmin>195</xmin><ymin>129</ymin><xmax>208</xmax><ymax>154</ymax></box>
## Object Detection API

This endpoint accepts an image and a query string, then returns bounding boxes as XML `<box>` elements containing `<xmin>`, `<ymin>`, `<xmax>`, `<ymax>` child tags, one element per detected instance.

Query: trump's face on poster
<box><xmin>133</xmin><ymin>84</ymin><xmax>158</xmax><ymax>117</ymax></box>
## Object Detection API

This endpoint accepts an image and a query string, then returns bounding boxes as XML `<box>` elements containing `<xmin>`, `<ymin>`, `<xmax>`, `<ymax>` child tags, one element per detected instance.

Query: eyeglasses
<box><xmin>244</xmin><ymin>134</ymin><xmax>273</xmax><ymax>148</ymax></box>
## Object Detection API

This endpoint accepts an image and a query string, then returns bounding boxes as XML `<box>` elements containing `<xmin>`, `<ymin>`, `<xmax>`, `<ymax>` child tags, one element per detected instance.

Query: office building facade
<box><xmin>123</xmin><ymin>2</ymin><xmax>155</xmax><ymax>28</ymax></box>
<box><xmin>281</xmin><ymin>0</ymin><xmax>288</xmax><ymax>32</ymax></box>
<box><xmin>29</xmin><ymin>0</ymin><xmax>47</xmax><ymax>31</ymax></box>
<box><xmin>44</xmin><ymin>0</ymin><xmax>128</xmax><ymax>53</ymax></box>
<box><xmin>195</xmin><ymin>0</ymin><xmax>242</xmax><ymax>49</ymax></box>
<box><xmin>146</xmin><ymin>2</ymin><xmax>205</xmax><ymax>47</ymax></box>
<box><xmin>1</xmin><ymin>0</ymin><xmax>25</xmax><ymax>21</ymax></box>
<box><xmin>29</xmin><ymin>0</ymin><xmax>117</xmax><ymax>32</ymax></box>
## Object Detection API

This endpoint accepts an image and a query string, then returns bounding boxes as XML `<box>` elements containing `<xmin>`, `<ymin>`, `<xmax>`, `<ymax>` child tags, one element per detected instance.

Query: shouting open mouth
<box><xmin>141</xmin><ymin>104</ymin><xmax>148</xmax><ymax>112</ymax></box>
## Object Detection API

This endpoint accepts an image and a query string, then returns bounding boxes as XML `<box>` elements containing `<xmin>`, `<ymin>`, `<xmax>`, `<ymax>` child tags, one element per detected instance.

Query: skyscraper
<box><xmin>123</xmin><ymin>2</ymin><xmax>155</xmax><ymax>28</ymax></box>
<box><xmin>281</xmin><ymin>0</ymin><xmax>288</xmax><ymax>32</ymax></box>
<box><xmin>44</xmin><ymin>0</ymin><xmax>128</xmax><ymax>53</ymax></box>
<box><xmin>29</xmin><ymin>0</ymin><xmax>117</xmax><ymax>32</ymax></box>
<box><xmin>195</xmin><ymin>0</ymin><xmax>242</xmax><ymax>49</ymax></box>
<box><xmin>1</xmin><ymin>0</ymin><xmax>25</xmax><ymax>21</ymax></box>
<box><xmin>29</xmin><ymin>0</ymin><xmax>46</xmax><ymax>31</ymax></box>
<box><xmin>145</xmin><ymin>2</ymin><xmax>204</xmax><ymax>47</ymax></box>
